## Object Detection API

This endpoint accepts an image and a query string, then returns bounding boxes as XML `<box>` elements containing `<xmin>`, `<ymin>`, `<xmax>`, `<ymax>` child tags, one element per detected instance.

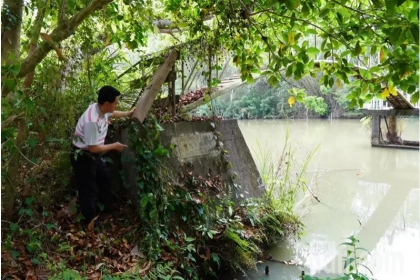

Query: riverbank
<box><xmin>236</xmin><ymin>119</ymin><xmax>419</xmax><ymax>280</ymax></box>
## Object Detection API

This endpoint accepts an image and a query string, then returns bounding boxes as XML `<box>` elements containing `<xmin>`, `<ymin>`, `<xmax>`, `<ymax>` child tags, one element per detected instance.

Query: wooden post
<box><xmin>208</xmin><ymin>46</ymin><xmax>212</xmax><ymax>93</ymax></box>
<box><xmin>371</xmin><ymin>114</ymin><xmax>380</xmax><ymax>146</ymax></box>
<box><xmin>131</xmin><ymin>49</ymin><xmax>178</xmax><ymax>123</ymax></box>
<box><xmin>181</xmin><ymin>54</ymin><xmax>185</xmax><ymax>92</ymax></box>
<box><xmin>170</xmin><ymin>66</ymin><xmax>176</xmax><ymax>116</ymax></box>
<box><xmin>216</xmin><ymin>54</ymin><xmax>219</xmax><ymax>80</ymax></box>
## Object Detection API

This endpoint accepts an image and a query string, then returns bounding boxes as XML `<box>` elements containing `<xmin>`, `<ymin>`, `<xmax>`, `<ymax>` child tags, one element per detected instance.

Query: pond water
<box><xmin>226</xmin><ymin>118</ymin><xmax>419</xmax><ymax>280</ymax></box>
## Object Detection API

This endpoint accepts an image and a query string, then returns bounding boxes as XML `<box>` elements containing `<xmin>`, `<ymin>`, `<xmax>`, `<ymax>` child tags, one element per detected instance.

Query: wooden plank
<box><xmin>361</xmin><ymin>108</ymin><xmax>419</xmax><ymax>116</ymax></box>
<box><xmin>131</xmin><ymin>49</ymin><xmax>179</xmax><ymax>123</ymax></box>
<box><xmin>372</xmin><ymin>143</ymin><xmax>419</xmax><ymax>150</ymax></box>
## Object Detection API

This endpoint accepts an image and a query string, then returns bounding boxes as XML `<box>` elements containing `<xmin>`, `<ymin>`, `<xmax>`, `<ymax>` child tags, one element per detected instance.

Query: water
<box><xmin>230</xmin><ymin>118</ymin><xmax>419</xmax><ymax>280</ymax></box>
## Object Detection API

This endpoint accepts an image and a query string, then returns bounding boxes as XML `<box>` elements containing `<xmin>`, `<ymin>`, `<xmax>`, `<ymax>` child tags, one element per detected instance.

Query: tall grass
<box><xmin>253</xmin><ymin>130</ymin><xmax>319</xmax><ymax>213</ymax></box>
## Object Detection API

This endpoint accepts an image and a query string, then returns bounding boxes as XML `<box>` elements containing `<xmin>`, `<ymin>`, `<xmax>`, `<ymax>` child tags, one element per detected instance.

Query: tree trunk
<box><xmin>386</xmin><ymin>115</ymin><xmax>402</xmax><ymax>144</ymax></box>
<box><xmin>1</xmin><ymin>0</ymin><xmax>23</xmax><ymax>62</ymax></box>
<box><xmin>3</xmin><ymin>120</ymin><xmax>27</xmax><ymax>218</ymax></box>
<box><xmin>1</xmin><ymin>0</ymin><xmax>23</xmax><ymax>219</ymax></box>
<box><xmin>3</xmin><ymin>2</ymin><xmax>47</xmax><ymax>220</ymax></box>
<box><xmin>131</xmin><ymin>49</ymin><xmax>179</xmax><ymax>123</ymax></box>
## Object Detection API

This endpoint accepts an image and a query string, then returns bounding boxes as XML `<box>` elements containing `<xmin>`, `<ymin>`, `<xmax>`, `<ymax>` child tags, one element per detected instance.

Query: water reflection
<box><xmin>227</xmin><ymin>119</ymin><xmax>419</xmax><ymax>280</ymax></box>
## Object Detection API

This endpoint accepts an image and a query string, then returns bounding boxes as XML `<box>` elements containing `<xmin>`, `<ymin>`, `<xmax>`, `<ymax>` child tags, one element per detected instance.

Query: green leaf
<box><xmin>356</xmin><ymin>247</ymin><xmax>371</xmax><ymax>255</ymax></box>
<box><xmin>368</xmin><ymin>66</ymin><xmax>381</xmax><ymax>73</ymax></box>
<box><xmin>46</xmin><ymin>223</ymin><xmax>56</xmax><ymax>230</ymax></box>
<box><xmin>296</xmin><ymin>93</ymin><xmax>305</xmax><ymax>102</ymax></box>
<box><xmin>149</xmin><ymin>209</ymin><xmax>158</xmax><ymax>219</ymax></box>
<box><xmin>285</xmin><ymin>0</ymin><xmax>295</xmax><ymax>10</ymax></box>
<box><xmin>306</xmin><ymin>47</ymin><xmax>320</xmax><ymax>56</ymax></box>
<box><xmin>288</xmin><ymin>31</ymin><xmax>295</xmax><ymax>45</ymax></box>
<box><xmin>111</xmin><ymin>22</ymin><xmax>117</xmax><ymax>33</ymax></box>
<box><xmin>10</xmin><ymin>223</ymin><xmax>18</xmax><ymax>232</ymax></box>
<box><xmin>10</xmin><ymin>250</ymin><xmax>20</xmax><ymax>260</ymax></box>
<box><xmin>370</xmin><ymin>45</ymin><xmax>377</xmax><ymax>56</ymax></box>
<box><xmin>389</xmin><ymin>27</ymin><xmax>404</xmax><ymax>45</ymax></box>
<box><xmin>305</xmin><ymin>28</ymin><xmax>317</xmax><ymax>35</ymax></box>
<box><xmin>337</xmin><ymin>8</ymin><xmax>350</xmax><ymax>18</ymax></box>
<box><xmin>10</xmin><ymin>64</ymin><xmax>21</xmax><ymax>76</ymax></box>
<box><xmin>267</xmin><ymin>75</ymin><xmax>278</xmax><ymax>87</ymax></box>
<box><xmin>410</xmin><ymin>23</ymin><xmax>419</xmax><ymax>45</ymax></box>
<box><xmin>408</xmin><ymin>7</ymin><xmax>419</xmax><ymax>23</ymax></box>
<box><xmin>385</xmin><ymin>0</ymin><xmax>397</xmax><ymax>13</ymax></box>
<box><xmin>25</xmin><ymin>196</ymin><xmax>35</xmax><ymax>206</ymax></box>
<box><xmin>246</xmin><ymin>74</ymin><xmax>254</xmax><ymax>84</ymax></box>
<box><xmin>140</xmin><ymin>195</ymin><xmax>148</xmax><ymax>208</ymax></box>
<box><xmin>354</xmin><ymin>41</ymin><xmax>362</xmax><ymax>56</ymax></box>
<box><xmin>411</xmin><ymin>91</ymin><xmax>419</xmax><ymax>104</ymax></box>
<box><xmin>31</xmin><ymin>258</ymin><xmax>40</xmax><ymax>265</ymax></box>
<box><xmin>344</xmin><ymin>257</ymin><xmax>356</xmax><ymax>269</ymax></box>
<box><xmin>153</xmin><ymin>146</ymin><xmax>169</xmax><ymax>156</ymax></box>
<box><xmin>3</xmin><ymin>79</ymin><xmax>16</xmax><ymax>91</ymax></box>
<box><xmin>286</xmin><ymin>64</ymin><xmax>294</xmax><ymax>77</ymax></box>
<box><xmin>184</xmin><ymin>236</ymin><xmax>195</xmax><ymax>242</ymax></box>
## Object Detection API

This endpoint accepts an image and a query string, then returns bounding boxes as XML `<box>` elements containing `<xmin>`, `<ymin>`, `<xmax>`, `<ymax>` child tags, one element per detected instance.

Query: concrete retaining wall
<box><xmin>111</xmin><ymin>119</ymin><xmax>263</xmax><ymax>201</ymax></box>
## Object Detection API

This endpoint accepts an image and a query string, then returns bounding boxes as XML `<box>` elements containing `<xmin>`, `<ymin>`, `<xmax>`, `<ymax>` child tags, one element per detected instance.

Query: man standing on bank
<box><xmin>71</xmin><ymin>85</ymin><xmax>134</xmax><ymax>225</ymax></box>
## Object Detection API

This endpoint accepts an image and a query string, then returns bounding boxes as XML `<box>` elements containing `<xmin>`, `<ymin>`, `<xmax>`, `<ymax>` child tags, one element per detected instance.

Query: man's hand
<box><xmin>128</xmin><ymin>108</ymin><xmax>135</xmax><ymax>117</ymax></box>
<box><xmin>113</xmin><ymin>142</ymin><xmax>127</xmax><ymax>151</ymax></box>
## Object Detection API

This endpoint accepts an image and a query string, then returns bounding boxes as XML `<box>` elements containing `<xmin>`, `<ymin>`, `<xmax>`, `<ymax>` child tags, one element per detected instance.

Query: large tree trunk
<box><xmin>1</xmin><ymin>0</ymin><xmax>23</xmax><ymax>218</ymax></box>
<box><xmin>1</xmin><ymin>0</ymin><xmax>23</xmax><ymax>62</ymax></box>
<box><xmin>2</xmin><ymin>2</ymin><xmax>47</xmax><ymax>220</ymax></box>
<box><xmin>2</xmin><ymin>120</ymin><xmax>27</xmax><ymax>218</ymax></box>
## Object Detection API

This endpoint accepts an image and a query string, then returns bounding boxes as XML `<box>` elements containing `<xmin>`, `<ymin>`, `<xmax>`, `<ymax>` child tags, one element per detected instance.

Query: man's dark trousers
<box><xmin>70</xmin><ymin>148</ymin><xmax>113</xmax><ymax>223</ymax></box>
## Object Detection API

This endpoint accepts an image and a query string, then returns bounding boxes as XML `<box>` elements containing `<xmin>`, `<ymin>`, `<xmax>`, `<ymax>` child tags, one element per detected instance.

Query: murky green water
<box><xmin>227</xmin><ymin>118</ymin><xmax>419</xmax><ymax>280</ymax></box>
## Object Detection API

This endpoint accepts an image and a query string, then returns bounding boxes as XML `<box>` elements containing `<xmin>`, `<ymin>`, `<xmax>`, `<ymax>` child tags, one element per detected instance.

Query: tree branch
<box><xmin>23</xmin><ymin>0</ymin><xmax>48</xmax><ymax>95</ymax></box>
<box><xmin>16</xmin><ymin>0</ymin><xmax>113</xmax><ymax>79</ymax></box>
<box><xmin>1</xmin><ymin>113</ymin><xmax>24</xmax><ymax>132</ymax></box>
<box><xmin>59</xmin><ymin>0</ymin><xmax>68</xmax><ymax>22</ymax></box>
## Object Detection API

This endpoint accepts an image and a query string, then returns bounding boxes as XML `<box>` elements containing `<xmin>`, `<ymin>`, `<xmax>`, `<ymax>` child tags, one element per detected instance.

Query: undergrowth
<box><xmin>1</xmin><ymin>117</ymin><xmax>305</xmax><ymax>279</ymax></box>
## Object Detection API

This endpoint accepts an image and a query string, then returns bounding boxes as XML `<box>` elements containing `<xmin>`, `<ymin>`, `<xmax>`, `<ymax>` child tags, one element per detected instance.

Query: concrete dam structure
<box><xmin>110</xmin><ymin>119</ymin><xmax>264</xmax><ymax>201</ymax></box>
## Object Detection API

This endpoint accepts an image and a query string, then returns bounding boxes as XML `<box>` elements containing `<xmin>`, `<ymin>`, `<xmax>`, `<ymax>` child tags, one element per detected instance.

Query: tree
<box><xmin>1</xmin><ymin>0</ymin><xmax>418</xmax><ymax>219</ymax></box>
<box><xmin>1</xmin><ymin>0</ymin><xmax>134</xmax><ymax>218</ymax></box>
<box><xmin>303</xmin><ymin>96</ymin><xmax>328</xmax><ymax>117</ymax></box>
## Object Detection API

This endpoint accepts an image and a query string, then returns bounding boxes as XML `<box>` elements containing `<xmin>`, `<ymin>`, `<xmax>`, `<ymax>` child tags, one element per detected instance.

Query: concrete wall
<box><xmin>112</xmin><ymin>119</ymin><xmax>263</xmax><ymax>201</ymax></box>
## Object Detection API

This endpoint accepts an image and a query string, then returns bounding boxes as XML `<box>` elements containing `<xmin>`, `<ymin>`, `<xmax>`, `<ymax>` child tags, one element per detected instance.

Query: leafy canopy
<box><xmin>160</xmin><ymin>0</ymin><xmax>419</xmax><ymax>105</ymax></box>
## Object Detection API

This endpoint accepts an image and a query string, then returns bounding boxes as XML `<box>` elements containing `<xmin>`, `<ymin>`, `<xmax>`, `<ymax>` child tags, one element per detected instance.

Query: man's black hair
<box><xmin>97</xmin><ymin>85</ymin><xmax>121</xmax><ymax>104</ymax></box>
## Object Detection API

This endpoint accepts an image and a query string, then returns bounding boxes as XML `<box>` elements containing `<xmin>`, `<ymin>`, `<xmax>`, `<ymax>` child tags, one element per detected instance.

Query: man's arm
<box><xmin>88</xmin><ymin>142</ymin><xmax>127</xmax><ymax>154</ymax></box>
<box><xmin>84</xmin><ymin>122</ymin><xmax>127</xmax><ymax>153</ymax></box>
<box><xmin>111</xmin><ymin>109</ymin><xmax>135</xmax><ymax>118</ymax></box>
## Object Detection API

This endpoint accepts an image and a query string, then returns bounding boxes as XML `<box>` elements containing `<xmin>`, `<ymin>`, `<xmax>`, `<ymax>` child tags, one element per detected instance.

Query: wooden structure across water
<box><xmin>367</xmin><ymin>109</ymin><xmax>419</xmax><ymax>150</ymax></box>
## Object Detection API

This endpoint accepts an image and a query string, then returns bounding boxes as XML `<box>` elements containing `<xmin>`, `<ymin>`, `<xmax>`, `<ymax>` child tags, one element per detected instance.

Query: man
<box><xmin>70</xmin><ymin>85</ymin><xmax>134</xmax><ymax>225</ymax></box>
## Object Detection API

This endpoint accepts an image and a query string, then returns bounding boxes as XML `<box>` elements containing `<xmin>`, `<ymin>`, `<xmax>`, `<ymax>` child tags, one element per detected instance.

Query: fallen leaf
<box><xmin>139</xmin><ymin>260</ymin><xmax>151</xmax><ymax>274</ymax></box>
<box><xmin>87</xmin><ymin>216</ymin><xmax>99</xmax><ymax>232</ymax></box>
<box><xmin>95</xmin><ymin>263</ymin><xmax>104</xmax><ymax>270</ymax></box>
